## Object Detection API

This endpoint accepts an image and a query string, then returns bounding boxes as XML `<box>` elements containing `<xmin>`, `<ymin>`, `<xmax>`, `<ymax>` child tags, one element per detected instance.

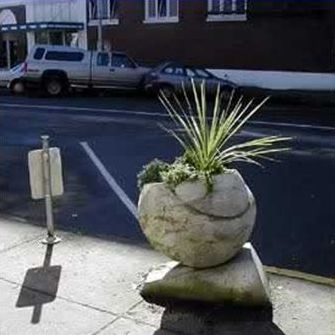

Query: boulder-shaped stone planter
<box><xmin>138</xmin><ymin>170</ymin><xmax>256</xmax><ymax>268</ymax></box>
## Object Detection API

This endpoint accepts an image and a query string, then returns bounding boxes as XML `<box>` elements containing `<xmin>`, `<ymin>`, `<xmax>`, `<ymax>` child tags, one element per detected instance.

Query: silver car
<box><xmin>143</xmin><ymin>62</ymin><xmax>237</xmax><ymax>97</ymax></box>
<box><xmin>0</xmin><ymin>63</ymin><xmax>26</xmax><ymax>94</ymax></box>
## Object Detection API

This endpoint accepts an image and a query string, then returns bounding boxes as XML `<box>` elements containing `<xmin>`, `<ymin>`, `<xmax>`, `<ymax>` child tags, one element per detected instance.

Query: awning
<box><xmin>0</xmin><ymin>21</ymin><xmax>84</xmax><ymax>32</ymax></box>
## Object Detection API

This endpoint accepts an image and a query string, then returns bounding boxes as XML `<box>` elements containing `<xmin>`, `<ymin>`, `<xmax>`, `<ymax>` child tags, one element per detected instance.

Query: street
<box><xmin>0</xmin><ymin>91</ymin><xmax>334</xmax><ymax>278</ymax></box>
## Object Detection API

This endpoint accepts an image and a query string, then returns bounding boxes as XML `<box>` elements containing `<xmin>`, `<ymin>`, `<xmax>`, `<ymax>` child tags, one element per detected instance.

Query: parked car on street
<box><xmin>143</xmin><ymin>62</ymin><xmax>237</xmax><ymax>97</ymax></box>
<box><xmin>0</xmin><ymin>63</ymin><xmax>26</xmax><ymax>94</ymax></box>
<box><xmin>23</xmin><ymin>45</ymin><xmax>150</xmax><ymax>97</ymax></box>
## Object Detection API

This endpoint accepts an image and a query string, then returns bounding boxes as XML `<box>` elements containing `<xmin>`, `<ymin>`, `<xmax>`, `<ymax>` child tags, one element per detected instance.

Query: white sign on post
<box><xmin>28</xmin><ymin>148</ymin><xmax>64</xmax><ymax>200</ymax></box>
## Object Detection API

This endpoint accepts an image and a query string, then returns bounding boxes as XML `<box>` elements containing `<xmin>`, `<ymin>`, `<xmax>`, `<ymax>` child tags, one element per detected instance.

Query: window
<box><xmin>195</xmin><ymin>68</ymin><xmax>211</xmax><ymax>79</ymax></box>
<box><xmin>97</xmin><ymin>52</ymin><xmax>110</xmax><ymax>66</ymax></box>
<box><xmin>65</xmin><ymin>32</ymin><xmax>79</xmax><ymax>47</ymax></box>
<box><xmin>35</xmin><ymin>31</ymin><xmax>77</xmax><ymax>47</ymax></box>
<box><xmin>144</xmin><ymin>0</ymin><xmax>179</xmax><ymax>23</ymax></box>
<box><xmin>111</xmin><ymin>54</ymin><xmax>136</xmax><ymax>68</ymax></box>
<box><xmin>49</xmin><ymin>31</ymin><xmax>64</xmax><ymax>46</ymax></box>
<box><xmin>162</xmin><ymin>66</ymin><xmax>184</xmax><ymax>76</ymax></box>
<box><xmin>163</xmin><ymin>66</ymin><xmax>174</xmax><ymax>74</ymax></box>
<box><xmin>35</xmin><ymin>31</ymin><xmax>48</xmax><ymax>45</ymax></box>
<box><xmin>88</xmin><ymin>0</ymin><xmax>119</xmax><ymax>23</ymax></box>
<box><xmin>174</xmin><ymin>67</ymin><xmax>184</xmax><ymax>76</ymax></box>
<box><xmin>207</xmin><ymin>0</ymin><xmax>247</xmax><ymax>21</ymax></box>
<box><xmin>33</xmin><ymin>48</ymin><xmax>45</xmax><ymax>60</ymax></box>
<box><xmin>45</xmin><ymin>51</ymin><xmax>84</xmax><ymax>62</ymax></box>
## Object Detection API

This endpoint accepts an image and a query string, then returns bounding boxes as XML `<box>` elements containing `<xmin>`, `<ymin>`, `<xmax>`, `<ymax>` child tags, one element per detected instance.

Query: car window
<box><xmin>162</xmin><ymin>66</ymin><xmax>185</xmax><ymax>76</ymax></box>
<box><xmin>186</xmin><ymin>68</ymin><xmax>197</xmax><ymax>78</ymax></box>
<box><xmin>34</xmin><ymin>48</ymin><xmax>45</xmax><ymax>60</ymax></box>
<box><xmin>174</xmin><ymin>67</ymin><xmax>185</xmax><ymax>76</ymax></box>
<box><xmin>111</xmin><ymin>54</ymin><xmax>135</xmax><ymax>68</ymax></box>
<box><xmin>45</xmin><ymin>51</ymin><xmax>84</xmax><ymax>62</ymax></box>
<box><xmin>97</xmin><ymin>52</ymin><xmax>110</xmax><ymax>66</ymax></box>
<box><xmin>162</xmin><ymin>67</ymin><xmax>174</xmax><ymax>74</ymax></box>
<box><xmin>194</xmin><ymin>68</ymin><xmax>211</xmax><ymax>79</ymax></box>
<box><xmin>186</xmin><ymin>67</ymin><xmax>211</xmax><ymax>79</ymax></box>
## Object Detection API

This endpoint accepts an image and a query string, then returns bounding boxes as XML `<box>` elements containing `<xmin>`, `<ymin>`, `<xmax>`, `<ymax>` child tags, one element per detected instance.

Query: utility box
<box><xmin>28</xmin><ymin>148</ymin><xmax>64</xmax><ymax>200</ymax></box>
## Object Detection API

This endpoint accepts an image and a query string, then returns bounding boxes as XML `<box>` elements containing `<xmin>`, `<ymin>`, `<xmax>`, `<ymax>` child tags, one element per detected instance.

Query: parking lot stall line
<box><xmin>80</xmin><ymin>141</ymin><xmax>138</xmax><ymax>219</ymax></box>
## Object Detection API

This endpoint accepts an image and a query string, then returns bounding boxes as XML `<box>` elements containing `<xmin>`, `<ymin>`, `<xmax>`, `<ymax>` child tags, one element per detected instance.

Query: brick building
<box><xmin>1</xmin><ymin>0</ymin><xmax>335</xmax><ymax>73</ymax></box>
<box><xmin>87</xmin><ymin>0</ymin><xmax>335</xmax><ymax>72</ymax></box>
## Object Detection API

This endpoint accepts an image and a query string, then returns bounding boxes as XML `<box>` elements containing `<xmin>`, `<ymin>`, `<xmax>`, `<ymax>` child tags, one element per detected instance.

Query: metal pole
<box><xmin>6</xmin><ymin>39</ymin><xmax>11</xmax><ymax>69</ymax></box>
<box><xmin>41</xmin><ymin>135</ymin><xmax>61</xmax><ymax>245</ymax></box>
<box><xmin>97</xmin><ymin>0</ymin><xmax>103</xmax><ymax>51</ymax></box>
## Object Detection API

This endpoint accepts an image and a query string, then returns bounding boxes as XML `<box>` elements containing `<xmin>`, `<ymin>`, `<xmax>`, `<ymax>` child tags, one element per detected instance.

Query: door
<box><xmin>0</xmin><ymin>39</ymin><xmax>18</xmax><ymax>69</ymax></box>
<box><xmin>9</xmin><ymin>40</ymin><xmax>18</xmax><ymax>67</ymax></box>
<box><xmin>0</xmin><ymin>41</ymin><xmax>8</xmax><ymax>68</ymax></box>
<box><xmin>109</xmin><ymin>53</ymin><xmax>142</xmax><ymax>88</ymax></box>
<box><xmin>91</xmin><ymin>51</ymin><xmax>112</xmax><ymax>87</ymax></box>
<box><xmin>160</xmin><ymin>65</ymin><xmax>186</xmax><ymax>92</ymax></box>
<box><xmin>92</xmin><ymin>52</ymin><xmax>144</xmax><ymax>89</ymax></box>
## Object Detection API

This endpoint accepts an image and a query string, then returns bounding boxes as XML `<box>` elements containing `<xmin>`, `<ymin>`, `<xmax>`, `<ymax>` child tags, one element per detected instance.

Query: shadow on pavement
<box><xmin>153</xmin><ymin>304</ymin><xmax>286</xmax><ymax>335</ymax></box>
<box><xmin>16</xmin><ymin>245</ymin><xmax>62</xmax><ymax>324</ymax></box>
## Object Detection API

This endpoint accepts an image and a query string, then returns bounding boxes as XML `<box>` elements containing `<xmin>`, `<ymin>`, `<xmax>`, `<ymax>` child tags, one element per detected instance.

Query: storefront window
<box><xmin>65</xmin><ymin>32</ymin><xmax>79</xmax><ymax>47</ymax></box>
<box><xmin>34</xmin><ymin>31</ymin><xmax>79</xmax><ymax>47</ymax></box>
<box><xmin>49</xmin><ymin>31</ymin><xmax>64</xmax><ymax>45</ymax></box>
<box><xmin>35</xmin><ymin>31</ymin><xmax>49</xmax><ymax>45</ymax></box>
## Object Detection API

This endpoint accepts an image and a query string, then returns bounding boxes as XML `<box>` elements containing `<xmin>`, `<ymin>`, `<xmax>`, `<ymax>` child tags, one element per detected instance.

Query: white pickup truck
<box><xmin>23</xmin><ymin>45</ymin><xmax>150</xmax><ymax>96</ymax></box>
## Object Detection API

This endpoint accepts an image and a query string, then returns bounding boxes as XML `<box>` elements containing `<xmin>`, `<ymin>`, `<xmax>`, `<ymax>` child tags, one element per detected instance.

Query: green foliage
<box><xmin>157</xmin><ymin>80</ymin><xmax>290</xmax><ymax>189</ymax></box>
<box><xmin>138</xmin><ymin>81</ymin><xmax>291</xmax><ymax>192</ymax></box>
<box><xmin>137</xmin><ymin>159</ymin><xmax>169</xmax><ymax>190</ymax></box>
<box><xmin>160</xmin><ymin>158</ymin><xmax>199</xmax><ymax>189</ymax></box>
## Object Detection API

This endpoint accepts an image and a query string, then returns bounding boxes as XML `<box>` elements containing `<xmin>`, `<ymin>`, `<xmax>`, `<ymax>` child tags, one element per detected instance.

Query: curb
<box><xmin>265</xmin><ymin>266</ymin><xmax>335</xmax><ymax>287</ymax></box>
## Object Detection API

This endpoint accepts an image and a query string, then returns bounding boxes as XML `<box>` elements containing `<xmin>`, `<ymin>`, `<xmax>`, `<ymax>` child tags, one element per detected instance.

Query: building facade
<box><xmin>1</xmin><ymin>0</ymin><xmax>335</xmax><ymax>73</ymax></box>
<box><xmin>0</xmin><ymin>0</ymin><xmax>87</xmax><ymax>68</ymax></box>
<box><xmin>87</xmin><ymin>0</ymin><xmax>335</xmax><ymax>73</ymax></box>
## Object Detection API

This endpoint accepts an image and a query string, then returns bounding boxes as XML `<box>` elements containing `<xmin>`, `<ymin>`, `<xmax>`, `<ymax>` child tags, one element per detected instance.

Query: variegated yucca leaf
<box><xmin>159</xmin><ymin>80</ymin><xmax>290</xmax><ymax>175</ymax></box>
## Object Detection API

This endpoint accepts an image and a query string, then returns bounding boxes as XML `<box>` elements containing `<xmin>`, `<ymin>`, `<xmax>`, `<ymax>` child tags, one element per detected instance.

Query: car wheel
<box><xmin>10</xmin><ymin>80</ymin><xmax>25</xmax><ymax>95</ymax></box>
<box><xmin>45</xmin><ymin>77</ymin><xmax>64</xmax><ymax>97</ymax></box>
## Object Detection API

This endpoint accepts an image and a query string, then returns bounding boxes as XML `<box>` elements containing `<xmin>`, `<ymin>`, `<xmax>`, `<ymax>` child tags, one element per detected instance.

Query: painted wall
<box><xmin>211</xmin><ymin>69</ymin><xmax>335</xmax><ymax>91</ymax></box>
<box><xmin>25</xmin><ymin>0</ymin><xmax>84</xmax><ymax>22</ymax></box>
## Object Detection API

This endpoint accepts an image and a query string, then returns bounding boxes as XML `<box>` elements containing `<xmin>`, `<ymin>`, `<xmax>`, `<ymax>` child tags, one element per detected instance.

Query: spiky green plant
<box><xmin>158</xmin><ymin>81</ymin><xmax>290</xmax><ymax>189</ymax></box>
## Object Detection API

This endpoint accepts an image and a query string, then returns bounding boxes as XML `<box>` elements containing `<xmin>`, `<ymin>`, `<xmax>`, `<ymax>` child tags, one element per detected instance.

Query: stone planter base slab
<box><xmin>140</xmin><ymin>243</ymin><xmax>271</xmax><ymax>308</ymax></box>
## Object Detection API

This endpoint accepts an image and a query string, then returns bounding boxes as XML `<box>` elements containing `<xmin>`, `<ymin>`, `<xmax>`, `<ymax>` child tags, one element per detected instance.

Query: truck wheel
<box><xmin>10</xmin><ymin>80</ymin><xmax>25</xmax><ymax>95</ymax></box>
<box><xmin>45</xmin><ymin>77</ymin><xmax>65</xmax><ymax>97</ymax></box>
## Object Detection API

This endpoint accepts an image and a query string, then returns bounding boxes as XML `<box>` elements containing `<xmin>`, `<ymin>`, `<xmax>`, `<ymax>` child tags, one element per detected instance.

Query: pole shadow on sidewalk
<box><xmin>15</xmin><ymin>245</ymin><xmax>62</xmax><ymax>324</ymax></box>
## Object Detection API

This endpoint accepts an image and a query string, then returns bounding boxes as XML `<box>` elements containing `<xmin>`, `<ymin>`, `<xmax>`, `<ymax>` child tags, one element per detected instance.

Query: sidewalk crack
<box><xmin>0</xmin><ymin>234</ymin><xmax>44</xmax><ymax>254</ymax></box>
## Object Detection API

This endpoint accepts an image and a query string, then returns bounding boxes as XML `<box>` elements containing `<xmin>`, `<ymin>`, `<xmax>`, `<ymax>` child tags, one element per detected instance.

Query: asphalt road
<box><xmin>0</xmin><ymin>91</ymin><xmax>334</xmax><ymax>278</ymax></box>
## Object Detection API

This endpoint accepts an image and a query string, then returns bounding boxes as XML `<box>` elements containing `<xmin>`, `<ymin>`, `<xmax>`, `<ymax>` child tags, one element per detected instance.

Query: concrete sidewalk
<box><xmin>0</xmin><ymin>218</ymin><xmax>334</xmax><ymax>335</ymax></box>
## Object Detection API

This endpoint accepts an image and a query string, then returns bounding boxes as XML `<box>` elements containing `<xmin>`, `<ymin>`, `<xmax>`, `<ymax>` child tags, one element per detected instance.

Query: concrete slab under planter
<box><xmin>140</xmin><ymin>243</ymin><xmax>271</xmax><ymax>308</ymax></box>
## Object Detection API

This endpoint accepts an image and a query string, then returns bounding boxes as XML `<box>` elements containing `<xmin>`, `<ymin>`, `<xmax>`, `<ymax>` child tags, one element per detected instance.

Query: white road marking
<box><xmin>0</xmin><ymin>102</ymin><xmax>168</xmax><ymax>118</ymax></box>
<box><xmin>80</xmin><ymin>141</ymin><xmax>138</xmax><ymax>219</ymax></box>
<box><xmin>1</xmin><ymin>102</ymin><xmax>335</xmax><ymax>132</ymax></box>
<box><xmin>249</xmin><ymin>120</ymin><xmax>335</xmax><ymax>132</ymax></box>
